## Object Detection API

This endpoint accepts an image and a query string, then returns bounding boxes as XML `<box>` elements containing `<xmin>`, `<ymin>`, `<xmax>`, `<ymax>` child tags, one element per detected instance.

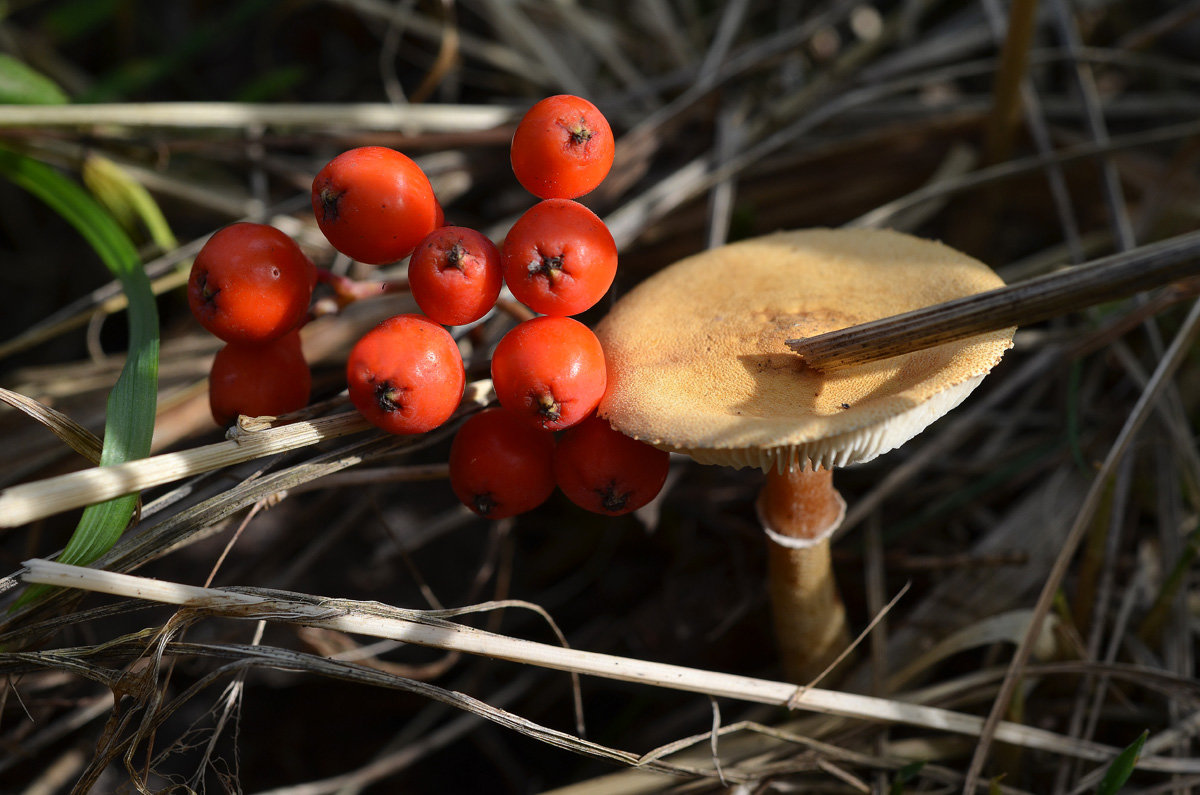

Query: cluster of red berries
<box><xmin>186</xmin><ymin>95</ymin><xmax>668</xmax><ymax>519</ymax></box>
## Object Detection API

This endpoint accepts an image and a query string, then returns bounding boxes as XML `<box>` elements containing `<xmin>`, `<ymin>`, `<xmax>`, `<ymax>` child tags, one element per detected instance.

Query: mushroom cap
<box><xmin>596</xmin><ymin>228</ymin><xmax>1014</xmax><ymax>471</ymax></box>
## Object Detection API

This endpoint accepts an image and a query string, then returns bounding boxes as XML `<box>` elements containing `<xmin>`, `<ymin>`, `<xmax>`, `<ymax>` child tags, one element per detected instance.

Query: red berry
<box><xmin>449</xmin><ymin>408</ymin><xmax>556</xmax><ymax>519</ymax></box>
<box><xmin>408</xmin><ymin>227</ymin><xmax>503</xmax><ymax>326</ymax></box>
<box><xmin>501</xmin><ymin>199</ymin><xmax>617</xmax><ymax>317</ymax></box>
<box><xmin>312</xmin><ymin>146</ymin><xmax>439</xmax><ymax>265</ymax></box>
<box><xmin>346</xmin><ymin>314</ymin><xmax>465</xmax><ymax>435</ymax></box>
<box><xmin>490</xmin><ymin>316</ymin><xmax>606</xmax><ymax>431</ymax></box>
<box><xmin>554</xmin><ymin>415</ymin><xmax>669</xmax><ymax>516</ymax></box>
<box><xmin>188</xmin><ymin>223</ymin><xmax>316</xmax><ymax>343</ymax></box>
<box><xmin>510</xmin><ymin>95</ymin><xmax>615</xmax><ymax>199</ymax></box>
<box><xmin>209</xmin><ymin>331</ymin><xmax>311</xmax><ymax>426</ymax></box>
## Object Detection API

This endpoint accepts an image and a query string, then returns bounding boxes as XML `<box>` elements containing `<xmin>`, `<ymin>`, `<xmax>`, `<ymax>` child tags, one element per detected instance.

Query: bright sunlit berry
<box><xmin>510</xmin><ymin>94</ymin><xmax>615</xmax><ymax>199</ymax></box>
<box><xmin>500</xmin><ymin>199</ymin><xmax>617</xmax><ymax>317</ymax></box>
<box><xmin>490</xmin><ymin>316</ymin><xmax>606</xmax><ymax>431</ymax></box>
<box><xmin>312</xmin><ymin>146</ymin><xmax>439</xmax><ymax>265</ymax></box>
<box><xmin>408</xmin><ymin>226</ymin><xmax>503</xmax><ymax>326</ymax></box>
<box><xmin>188</xmin><ymin>223</ymin><xmax>316</xmax><ymax>343</ymax></box>
<box><xmin>346</xmin><ymin>314</ymin><xmax>465</xmax><ymax>435</ymax></box>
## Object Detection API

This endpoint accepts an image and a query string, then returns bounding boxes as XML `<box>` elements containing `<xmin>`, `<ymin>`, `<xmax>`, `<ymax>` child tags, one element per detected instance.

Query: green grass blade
<box><xmin>0</xmin><ymin>54</ymin><xmax>69</xmax><ymax>104</ymax></box>
<box><xmin>0</xmin><ymin>147</ymin><xmax>159</xmax><ymax>587</ymax></box>
<box><xmin>1097</xmin><ymin>730</ymin><xmax>1148</xmax><ymax>795</ymax></box>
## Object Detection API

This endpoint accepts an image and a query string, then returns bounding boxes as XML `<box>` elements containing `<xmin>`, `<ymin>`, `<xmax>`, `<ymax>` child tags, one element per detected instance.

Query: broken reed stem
<box><xmin>786</xmin><ymin>230</ymin><xmax>1200</xmax><ymax>370</ymax></box>
<box><xmin>0</xmin><ymin>411</ymin><xmax>371</xmax><ymax>529</ymax></box>
<box><xmin>19</xmin><ymin>558</ymin><xmax>1200</xmax><ymax>775</ymax></box>
<box><xmin>0</xmin><ymin>102</ymin><xmax>510</xmax><ymax>132</ymax></box>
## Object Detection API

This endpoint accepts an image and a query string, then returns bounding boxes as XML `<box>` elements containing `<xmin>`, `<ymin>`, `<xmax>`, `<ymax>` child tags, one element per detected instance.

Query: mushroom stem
<box><xmin>758</xmin><ymin>465</ymin><xmax>850</xmax><ymax>684</ymax></box>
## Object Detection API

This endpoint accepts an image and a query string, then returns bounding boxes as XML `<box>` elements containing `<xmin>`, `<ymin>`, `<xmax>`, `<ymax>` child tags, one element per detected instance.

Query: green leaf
<box><xmin>0</xmin><ymin>147</ymin><xmax>159</xmax><ymax>599</ymax></box>
<box><xmin>0</xmin><ymin>54</ymin><xmax>69</xmax><ymax>105</ymax></box>
<box><xmin>889</xmin><ymin>761</ymin><xmax>924</xmax><ymax>794</ymax></box>
<box><xmin>82</xmin><ymin>154</ymin><xmax>178</xmax><ymax>252</ymax></box>
<box><xmin>1097</xmin><ymin>730</ymin><xmax>1148</xmax><ymax>795</ymax></box>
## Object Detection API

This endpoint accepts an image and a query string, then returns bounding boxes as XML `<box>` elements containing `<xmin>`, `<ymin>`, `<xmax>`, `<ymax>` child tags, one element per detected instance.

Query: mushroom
<box><xmin>595</xmin><ymin>228</ymin><xmax>1014</xmax><ymax>683</ymax></box>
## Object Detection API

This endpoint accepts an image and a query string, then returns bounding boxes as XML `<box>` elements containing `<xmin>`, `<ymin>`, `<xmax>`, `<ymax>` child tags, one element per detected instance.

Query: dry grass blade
<box><xmin>0</xmin><ymin>103</ymin><xmax>510</xmax><ymax>132</ymax></box>
<box><xmin>0</xmin><ymin>410</ymin><xmax>371</xmax><ymax>529</ymax></box>
<box><xmin>963</xmin><ymin>297</ymin><xmax>1200</xmax><ymax>790</ymax></box>
<box><xmin>0</xmin><ymin>386</ymin><xmax>103</xmax><ymax>464</ymax></box>
<box><xmin>19</xmin><ymin>559</ymin><xmax>1200</xmax><ymax>775</ymax></box>
<box><xmin>787</xmin><ymin>230</ymin><xmax>1200</xmax><ymax>369</ymax></box>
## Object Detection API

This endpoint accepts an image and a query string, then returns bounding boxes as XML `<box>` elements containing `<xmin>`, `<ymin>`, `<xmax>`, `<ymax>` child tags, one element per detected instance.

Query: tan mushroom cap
<box><xmin>596</xmin><ymin>228</ymin><xmax>1015</xmax><ymax>471</ymax></box>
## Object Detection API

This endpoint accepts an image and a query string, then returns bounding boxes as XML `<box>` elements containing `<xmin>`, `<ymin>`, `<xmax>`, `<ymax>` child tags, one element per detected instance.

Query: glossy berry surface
<box><xmin>510</xmin><ymin>94</ymin><xmax>615</xmax><ymax>199</ymax></box>
<box><xmin>209</xmin><ymin>330</ymin><xmax>311</xmax><ymax>426</ymax></box>
<box><xmin>490</xmin><ymin>316</ymin><xmax>606</xmax><ymax>431</ymax></box>
<box><xmin>346</xmin><ymin>314</ymin><xmax>465</xmax><ymax>435</ymax></box>
<box><xmin>408</xmin><ymin>226</ymin><xmax>503</xmax><ymax>326</ymax></box>
<box><xmin>449</xmin><ymin>408</ymin><xmax>556</xmax><ymax>519</ymax></box>
<box><xmin>501</xmin><ymin>199</ymin><xmax>617</xmax><ymax>317</ymax></box>
<box><xmin>312</xmin><ymin>146</ymin><xmax>439</xmax><ymax>265</ymax></box>
<box><xmin>188</xmin><ymin>223</ymin><xmax>317</xmax><ymax>343</ymax></box>
<box><xmin>554</xmin><ymin>415</ymin><xmax>670</xmax><ymax>516</ymax></box>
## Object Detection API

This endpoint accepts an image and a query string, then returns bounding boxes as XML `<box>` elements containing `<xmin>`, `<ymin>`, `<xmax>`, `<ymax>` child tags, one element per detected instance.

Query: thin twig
<box><xmin>786</xmin><ymin>231</ymin><xmax>1200</xmax><ymax>370</ymax></box>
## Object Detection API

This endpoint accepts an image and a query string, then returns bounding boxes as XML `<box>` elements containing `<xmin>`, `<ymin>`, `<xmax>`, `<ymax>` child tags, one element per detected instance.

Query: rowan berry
<box><xmin>209</xmin><ymin>330</ymin><xmax>311</xmax><ymax>426</ymax></box>
<box><xmin>490</xmin><ymin>316</ymin><xmax>606</xmax><ymax>431</ymax></box>
<box><xmin>312</xmin><ymin>146</ymin><xmax>439</xmax><ymax>265</ymax></box>
<box><xmin>346</xmin><ymin>314</ymin><xmax>465</xmax><ymax>435</ymax></box>
<box><xmin>501</xmin><ymin>199</ymin><xmax>617</xmax><ymax>316</ymax></box>
<box><xmin>510</xmin><ymin>95</ymin><xmax>615</xmax><ymax>199</ymax></box>
<box><xmin>408</xmin><ymin>227</ymin><xmax>502</xmax><ymax>326</ymax></box>
<box><xmin>449</xmin><ymin>408</ymin><xmax>556</xmax><ymax>519</ymax></box>
<box><xmin>188</xmin><ymin>223</ymin><xmax>317</xmax><ymax>343</ymax></box>
<box><xmin>554</xmin><ymin>415</ymin><xmax>669</xmax><ymax>516</ymax></box>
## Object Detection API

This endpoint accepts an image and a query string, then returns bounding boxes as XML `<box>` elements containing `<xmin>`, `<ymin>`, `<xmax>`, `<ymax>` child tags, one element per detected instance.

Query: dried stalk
<box><xmin>787</xmin><ymin>230</ymin><xmax>1200</xmax><ymax>370</ymax></box>
<box><xmin>19</xmin><ymin>559</ymin><xmax>1200</xmax><ymax>776</ymax></box>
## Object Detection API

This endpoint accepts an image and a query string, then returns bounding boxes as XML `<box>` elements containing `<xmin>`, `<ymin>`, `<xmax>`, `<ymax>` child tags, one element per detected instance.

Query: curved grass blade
<box><xmin>0</xmin><ymin>147</ymin><xmax>159</xmax><ymax>599</ymax></box>
<box><xmin>1097</xmin><ymin>730</ymin><xmax>1147</xmax><ymax>794</ymax></box>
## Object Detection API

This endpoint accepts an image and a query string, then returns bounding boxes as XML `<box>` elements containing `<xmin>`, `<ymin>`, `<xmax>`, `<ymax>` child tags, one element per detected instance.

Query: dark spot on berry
<box><xmin>534</xmin><ymin>392</ymin><xmax>561</xmax><ymax>424</ymax></box>
<box><xmin>529</xmin><ymin>253</ymin><xmax>564</xmax><ymax>283</ymax></box>
<box><xmin>270</xmin><ymin>266</ymin><xmax>281</xmax><ymax>279</ymax></box>
<box><xmin>596</xmin><ymin>481</ymin><xmax>629</xmax><ymax>513</ymax></box>
<box><xmin>197</xmin><ymin>271</ymin><xmax>219</xmax><ymax>304</ymax></box>
<box><xmin>473</xmin><ymin>492</ymin><xmax>498</xmax><ymax>517</ymax></box>
<box><xmin>319</xmin><ymin>186</ymin><xmax>343</xmax><ymax>222</ymax></box>
<box><xmin>375</xmin><ymin>380</ymin><xmax>407</xmax><ymax>412</ymax></box>
<box><xmin>444</xmin><ymin>242</ymin><xmax>466</xmax><ymax>271</ymax></box>
<box><xmin>567</xmin><ymin>115</ymin><xmax>593</xmax><ymax>146</ymax></box>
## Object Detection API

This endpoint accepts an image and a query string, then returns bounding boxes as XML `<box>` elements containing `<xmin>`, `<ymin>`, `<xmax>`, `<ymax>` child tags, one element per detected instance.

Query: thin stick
<box><xmin>0</xmin><ymin>412</ymin><xmax>371</xmax><ymax>529</ymax></box>
<box><xmin>19</xmin><ymin>558</ymin><xmax>1200</xmax><ymax>775</ymax></box>
<box><xmin>0</xmin><ymin>103</ymin><xmax>509</xmax><ymax>132</ymax></box>
<box><xmin>786</xmin><ymin>231</ymin><xmax>1200</xmax><ymax>370</ymax></box>
<box><xmin>961</xmin><ymin>296</ymin><xmax>1200</xmax><ymax>791</ymax></box>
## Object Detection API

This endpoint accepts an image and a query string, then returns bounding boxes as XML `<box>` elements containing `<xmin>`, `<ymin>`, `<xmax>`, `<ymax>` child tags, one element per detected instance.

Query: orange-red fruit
<box><xmin>209</xmin><ymin>331</ymin><xmax>311</xmax><ymax>426</ymax></box>
<box><xmin>312</xmin><ymin>146</ymin><xmax>439</xmax><ymax>265</ymax></box>
<box><xmin>501</xmin><ymin>199</ymin><xmax>617</xmax><ymax>316</ymax></box>
<box><xmin>408</xmin><ymin>226</ymin><xmax>503</xmax><ymax>326</ymax></box>
<box><xmin>554</xmin><ymin>415</ymin><xmax>670</xmax><ymax>516</ymax></box>
<box><xmin>510</xmin><ymin>94</ymin><xmax>615</xmax><ymax>199</ymax></box>
<box><xmin>449</xmin><ymin>408</ymin><xmax>556</xmax><ymax>519</ymax></box>
<box><xmin>188</xmin><ymin>223</ymin><xmax>317</xmax><ymax>343</ymax></box>
<box><xmin>346</xmin><ymin>314</ymin><xmax>465</xmax><ymax>435</ymax></box>
<box><xmin>490</xmin><ymin>316</ymin><xmax>606</xmax><ymax>431</ymax></box>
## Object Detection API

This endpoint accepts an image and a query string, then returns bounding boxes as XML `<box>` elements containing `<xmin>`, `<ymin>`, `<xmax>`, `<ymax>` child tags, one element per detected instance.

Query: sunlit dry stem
<box><xmin>787</xmin><ymin>230</ymin><xmax>1200</xmax><ymax>370</ymax></box>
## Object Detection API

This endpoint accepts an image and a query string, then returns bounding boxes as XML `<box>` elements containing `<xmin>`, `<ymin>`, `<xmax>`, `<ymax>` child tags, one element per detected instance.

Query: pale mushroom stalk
<box><xmin>596</xmin><ymin>228</ymin><xmax>1015</xmax><ymax>684</ymax></box>
<box><xmin>759</xmin><ymin>465</ymin><xmax>849</xmax><ymax>683</ymax></box>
